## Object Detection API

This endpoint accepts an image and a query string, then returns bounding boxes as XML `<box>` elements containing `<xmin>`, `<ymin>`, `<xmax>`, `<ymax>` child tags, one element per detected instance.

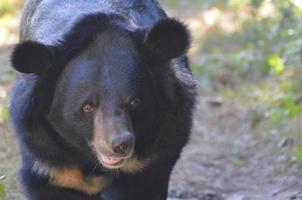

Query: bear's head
<box><xmin>11</xmin><ymin>13</ymin><xmax>190</xmax><ymax>170</ymax></box>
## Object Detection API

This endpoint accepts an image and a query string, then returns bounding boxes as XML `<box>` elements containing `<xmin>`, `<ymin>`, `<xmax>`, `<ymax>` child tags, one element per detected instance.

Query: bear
<box><xmin>10</xmin><ymin>0</ymin><xmax>196</xmax><ymax>200</ymax></box>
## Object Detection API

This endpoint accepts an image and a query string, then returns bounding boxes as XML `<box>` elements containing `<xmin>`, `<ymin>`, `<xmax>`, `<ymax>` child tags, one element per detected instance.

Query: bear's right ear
<box><xmin>11</xmin><ymin>41</ymin><xmax>55</xmax><ymax>75</ymax></box>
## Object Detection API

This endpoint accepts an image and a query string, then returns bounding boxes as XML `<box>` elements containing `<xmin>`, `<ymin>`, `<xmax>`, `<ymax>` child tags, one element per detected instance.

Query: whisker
<box><xmin>87</xmin><ymin>163</ymin><xmax>100</xmax><ymax>178</ymax></box>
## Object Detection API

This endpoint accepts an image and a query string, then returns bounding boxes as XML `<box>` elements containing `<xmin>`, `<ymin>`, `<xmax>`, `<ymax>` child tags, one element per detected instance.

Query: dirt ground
<box><xmin>169</xmin><ymin>95</ymin><xmax>302</xmax><ymax>200</ymax></box>
<box><xmin>0</xmin><ymin>42</ymin><xmax>302</xmax><ymax>200</ymax></box>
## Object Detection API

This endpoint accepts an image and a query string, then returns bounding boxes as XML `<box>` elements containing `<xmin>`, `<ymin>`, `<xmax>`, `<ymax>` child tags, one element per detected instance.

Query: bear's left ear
<box><xmin>11</xmin><ymin>41</ymin><xmax>55</xmax><ymax>75</ymax></box>
<box><xmin>144</xmin><ymin>18</ymin><xmax>191</xmax><ymax>61</ymax></box>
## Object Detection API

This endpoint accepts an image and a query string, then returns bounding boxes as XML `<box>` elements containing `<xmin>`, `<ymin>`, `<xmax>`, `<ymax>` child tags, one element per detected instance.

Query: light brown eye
<box><xmin>82</xmin><ymin>104</ymin><xmax>94</xmax><ymax>113</ymax></box>
<box><xmin>128</xmin><ymin>97</ymin><xmax>141</xmax><ymax>109</ymax></box>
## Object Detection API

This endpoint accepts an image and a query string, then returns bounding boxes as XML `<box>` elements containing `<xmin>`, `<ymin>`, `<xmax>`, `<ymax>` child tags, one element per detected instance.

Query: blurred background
<box><xmin>0</xmin><ymin>0</ymin><xmax>301</xmax><ymax>200</ymax></box>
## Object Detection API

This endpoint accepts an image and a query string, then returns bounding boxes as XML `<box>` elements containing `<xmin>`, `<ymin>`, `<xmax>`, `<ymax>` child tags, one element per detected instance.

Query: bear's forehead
<box><xmin>58</xmin><ymin>31</ymin><xmax>147</xmax><ymax>94</ymax></box>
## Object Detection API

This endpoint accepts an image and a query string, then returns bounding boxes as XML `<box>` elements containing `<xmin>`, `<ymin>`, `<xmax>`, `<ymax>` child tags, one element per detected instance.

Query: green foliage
<box><xmin>280</xmin><ymin>97</ymin><xmax>302</xmax><ymax>118</ymax></box>
<box><xmin>180</xmin><ymin>0</ymin><xmax>302</xmax><ymax>165</ymax></box>
<box><xmin>0</xmin><ymin>182</ymin><xmax>5</xmax><ymax>199</ymax></box>
<box><xmin>0</xmin><ymin>1</ymin><xmax>9</xmax><ymax>16</ymax></box>
<box><xmin>191</xmin><ymin>64</ymin><xmax>203</xmax><ymax>77</ymax></box>
<box><xmin>194</xmin><ymin>0</ymin><xmax>301</xmax><ymax>79</ymax></box>
<box><xmin>0</xmin><ymin>0</ymin><xmax>24</xmax><ymax>16</ymax></box>
<box><xmin>295</xmin><ymin>144</ymin><xmax>302</xmax><ymax>162</ymax></box>
<box><xmin>267</xmin><ymin>54</ymin><xmax>285</xmax><ymax>75</ymax></box>
<box><xmin>1</xmin><ymin>106</ymin><xmax>9</xmax><ymax>122</ymax></box>
<box><xmin>192</xmin><ymin>1</ymin><xmax>302</xmax><ymax>116</ymax></box>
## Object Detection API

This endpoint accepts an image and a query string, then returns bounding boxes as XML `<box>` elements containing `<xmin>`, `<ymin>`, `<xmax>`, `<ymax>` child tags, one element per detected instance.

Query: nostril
<box><xmin>113</xmin><ymin>143</ymin><xmax>130</xmax><ymax>155</ymax></box>
<box><xmin>111</xmin><ymin>132</ymin><xmax>134</xmax><ymax>156</ymax></box>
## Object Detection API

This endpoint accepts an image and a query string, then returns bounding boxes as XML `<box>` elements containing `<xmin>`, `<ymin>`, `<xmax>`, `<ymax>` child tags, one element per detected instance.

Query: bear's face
<box><xmin>11</xmin><ymin>14</ymin><xmax>190</xmax><ymax>169</ymax></box>
<box><xmin>47</xmin><ymin>29</ymin><xmax>161</xmax><ymax>169</ymax></box>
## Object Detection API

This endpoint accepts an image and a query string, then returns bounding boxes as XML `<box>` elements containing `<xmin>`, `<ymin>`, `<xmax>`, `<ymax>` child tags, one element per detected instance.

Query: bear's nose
<box><xmin>111</xmin><ymin>132</ymin><xmax>134</xmax><ymax>156</ymax></box>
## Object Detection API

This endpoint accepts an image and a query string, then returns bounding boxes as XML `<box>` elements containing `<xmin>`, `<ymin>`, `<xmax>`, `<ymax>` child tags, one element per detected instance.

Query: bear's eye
<box><xmin>82</xmin><ymin>104</ymin><xmax>94</xmax><ymax>113</ymax></box>
<box><xmin>127</xmin><ymin>97</ymin><xmax>141</xmax><ymax>109</ymax></box>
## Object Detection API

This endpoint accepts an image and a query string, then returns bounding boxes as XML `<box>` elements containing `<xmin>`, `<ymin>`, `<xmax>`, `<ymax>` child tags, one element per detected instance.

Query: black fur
<box><xmin>11</xmin><ymin>41</ymin><xmax>55</xmax><ymax>75</ymax></box>
<box><xmin>10</xmin><ymin>13</ymin><xmax>123</xmax><ymax>173</ymax></box>
<box><xmin>10</xmin><ymin>2</ymin><xmax>196</xmax><ymax>200</ymax></box>
<box><xmin>12</xmin><ymin>13</ymin><xmax>120</xmax><ymax>75</ymax></box>
<box><xmin>144</xmin><ymin>18</ymin><xmax>191</xmax><ymax>61</ymax></box>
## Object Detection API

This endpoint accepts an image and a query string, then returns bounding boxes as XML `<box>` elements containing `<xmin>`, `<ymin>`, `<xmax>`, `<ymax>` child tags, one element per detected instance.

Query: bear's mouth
<box><xmin>92</xmin><ymin>143</ymin><xmax>134</xmax><ymax>169</ymax></box>
<box><xmin>97</xmin><ymin>153</ymin><xmax>132</xmax><ymax>169</ymax></box>
<box><xmin>100</xmin><ymin>154</ymin><xmax>124</xmax><ymax>168</ymax></box>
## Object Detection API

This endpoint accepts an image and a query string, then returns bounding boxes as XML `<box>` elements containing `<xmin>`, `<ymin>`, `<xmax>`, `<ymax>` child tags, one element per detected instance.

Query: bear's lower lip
<box><xmin>99</xmin><ymin>154</ymin><xmax>125</xmax><ymax>168</ymax></box>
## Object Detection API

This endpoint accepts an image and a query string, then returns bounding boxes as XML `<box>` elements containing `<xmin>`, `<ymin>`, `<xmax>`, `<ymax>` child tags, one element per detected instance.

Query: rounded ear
<box><xmin>144</xmin><ymin>18</ymin><xmax>191</xmax><ymax>61</ymax></box>
<box><xmin>11</xmin><ymin>41</ymin><xmax>55</xmax><ymax>75</ymax></box>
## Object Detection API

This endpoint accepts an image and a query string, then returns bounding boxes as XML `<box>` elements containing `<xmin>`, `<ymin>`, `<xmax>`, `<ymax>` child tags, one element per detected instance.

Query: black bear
<box><xmin>10</xmin><ymin>0</ymin><xmax>196</xmax><ymax>200</ymax></box>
